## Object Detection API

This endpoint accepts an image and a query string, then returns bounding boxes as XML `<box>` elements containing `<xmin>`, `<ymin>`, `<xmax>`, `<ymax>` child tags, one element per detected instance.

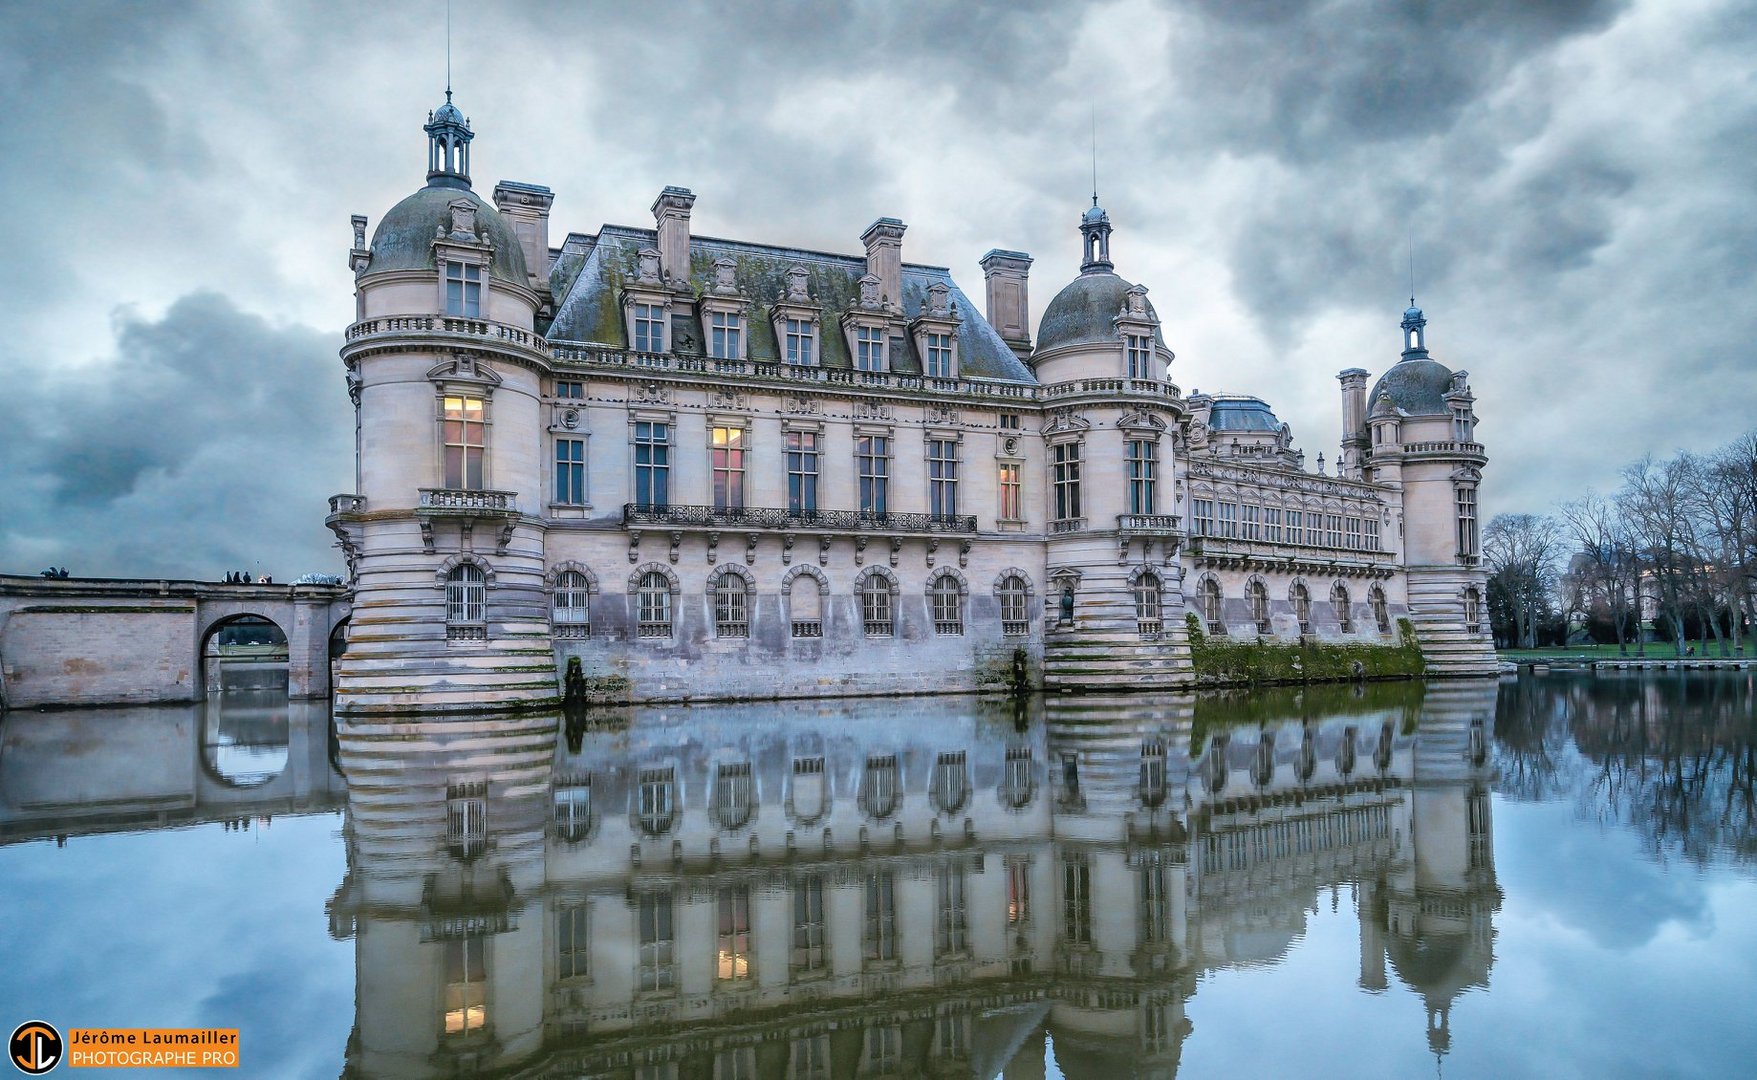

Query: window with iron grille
<box><xmin>636</xmin><ymin>767</ymin><xmax>675</xmax><ymax>835</ymax></box>
<box><xmin>1001</xmin><ymin>746</ymin><xmax>1033</xmax><ymax>808</ymax></box>
<box><xmin>1135</xmin><ymin>573</ymin><xmax>1163</xmax><ymax>637</ymax></box>
<box><xmin>1063</xmin><ymin>855</ymin><xmax>1092</xmax><ymax>945</ymax></box>
<box><xmin>552</xmin><ymin>571</ymin><xmax>590</xmax><ymax>638</ymax></box>
<box><xmin>446</xmin><ymin>564</ymin><xmax>485</xmax><ymax>636</ymax></box>
<box><xmin>447</xmin><ymin>780</ymin><xmax>487</xmax><ymax>858</ymax></box>
<box><xmin>713</xmin><ymin>762</ymin><xmax>753</xmax><ymax>829</ymax></box>
<box><xmin>1371</xmin><ymin>587</ymin><xmax>1391</xmax><ymax>634</ymax></box>
<box><xmin>1200</xmin><ymin>577</ymin><xmax>1224</xmax><ymax>633</ymax></box>
<box><xmin>999</xmin><ymin>575</ymin><xmax>1030</xmax><ymax>636</ymax></box>
<box><xmin>1248</xmin><ymin>580</ymin><xmax>1270</xmax><ymax>634</ymax></box>
<box><xmin>713</xmin><ymin>575</ymin><xmax>749</xmax><ymax>639</ymax></box>
<box><xmin>553</xmin><ymin>778</ymin><xmax>591</xmax><ymax>842</ymax></box>
<box><xmin>930</xmin><ymin>576</ymin><xmax>962</xmax><ymax>635</ymax></box>
<box><xmin>861</xmin><ymin>576</ymin><xmax>894</xmax><ymax>637</ymax></box>
<box><xmin>932</xmin><ymin>751</ymin><xmax>968</xmax><ymax>814</ymax></box>
<box><xmin>1292</xmin><ymin>583</ymin><xmax>1311</xmax><ymax>633</ymax></box>
<box><xmin>1332</xmin><ymin>583</ymin><xmax>1353</xmax><ymax>633</ymax></box>
<box><xmin>637</xmin><ymin>572</ymin><xmax>672</xmax><ymax>638</ymax></box>
<box><xmin>861</xmin><ymin>755</ymin><xmax>898</xmax><ymax>819</ymax></box>
<box><xmin>1140</xmin><ymin>740</ymin><xmax>1167</xmax><ymax>807</ymax></box>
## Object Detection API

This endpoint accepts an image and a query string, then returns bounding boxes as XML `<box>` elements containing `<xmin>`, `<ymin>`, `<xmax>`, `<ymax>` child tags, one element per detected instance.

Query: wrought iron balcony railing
<box><xmin>622</xmin><ymin>504</ymin><xmax>978</xmax><ymax>535</ymax></box>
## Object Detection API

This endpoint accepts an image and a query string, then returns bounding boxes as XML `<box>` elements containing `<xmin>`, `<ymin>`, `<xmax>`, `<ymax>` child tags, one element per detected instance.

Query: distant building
<box><xmin>327</xmin><ymin>95</ymin><xmax>1496</xmax><ymax>714</ymax></box>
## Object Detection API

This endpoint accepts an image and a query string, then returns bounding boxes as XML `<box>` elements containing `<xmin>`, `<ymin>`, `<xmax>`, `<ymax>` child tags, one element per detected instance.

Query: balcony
<box><xmin>1187</xmin><ymin>535</ymin><xmax>1398</xmax><ymax>578</ymax></box>
<box><xmin>621</xmin><ymin>504</ymin><xmax>978</xmax><ymax>535</ymax></box>
<box><xmin>1378</xmin><ymin>440</ymin><xmax>1487</xmax><ymax>464</ymax></box>
<box><xmin>1117</xmin><ymin>514</ymin><xmax>1182</xmax><ymax>536</ymax></box>
<box><xmin>343</xmin><ymin>316</ymin><xmax>551</xmax><ymax>358</ymax></box>
<box><xmin>328</xmin><ymin>493</ymin><xmax>366</xmax><ymax>516</ymax></box>
<box><xmin>419</xmin><ymin>489</ymin><xmax>518</xmax><ymax>515</ymax></box>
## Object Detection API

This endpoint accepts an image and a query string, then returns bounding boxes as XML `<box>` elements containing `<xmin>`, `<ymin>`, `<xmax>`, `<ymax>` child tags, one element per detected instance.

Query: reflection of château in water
<box><xmin>327</xmin><ymin>682</ymin><xmax>1498</xmax><ymax>1079</ymax></box>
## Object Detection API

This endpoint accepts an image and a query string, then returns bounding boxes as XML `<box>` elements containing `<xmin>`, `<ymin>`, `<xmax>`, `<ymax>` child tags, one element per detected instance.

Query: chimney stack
<box><xmin>860</xmin><ymin>218</ymin><xmax>906</xmax><ymax>309</ymax></box>
<box><xmin>652</xmin><ymin>186</ymin><xmax>696</xmax><ymax>284</ymax></box>
<box><xmin>493</xmin><ymin>181</ymin><xmax>556</xmax><ymax>293</ymax></box>
<box><xmin>1338</xmin><ymin>368</ymin><xmax>1370</xmax><ymax>479</ymax></box>
<box><xmin>980</xmin><ymin>249</ymin><xmax>1033</xmax><ymax>361</ymax></box>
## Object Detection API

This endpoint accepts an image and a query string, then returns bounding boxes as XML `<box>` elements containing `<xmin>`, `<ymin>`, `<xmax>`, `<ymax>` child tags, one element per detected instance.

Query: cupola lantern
<box><xmin>424</xmin><ymin>91</ymin><xmax>474</xmax><ymax>190</ymax></box>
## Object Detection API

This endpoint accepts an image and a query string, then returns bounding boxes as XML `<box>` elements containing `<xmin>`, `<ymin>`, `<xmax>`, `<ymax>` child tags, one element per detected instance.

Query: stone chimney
<box><xmin>980</xmin><ymin>249</ymin><xmax>1033</xmax><ymax>361</ymax></box>
<box><xmin>1338</xmin><ymin>368</ymin><xmax>1370</xmax><ymax>480</ymax></box>
<box><xmin>492</xmin><ymin>180</ymin><xmax>555</xmax><ymax>292</ymax></box>
<box><xmin>652</xmin><ymin>186</ymin><xmax>696</xmax><ymax>285</ymax></box>
<box><xmin>860</xmin><ymin>218</ymin><xmax>906</xmax><ymax>309</ymax></box>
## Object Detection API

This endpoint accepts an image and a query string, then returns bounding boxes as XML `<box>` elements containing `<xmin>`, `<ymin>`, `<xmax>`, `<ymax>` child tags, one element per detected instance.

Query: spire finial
<box><xmin>1408</xmin><ymin>234</ymin><xmax>1416</xmax><ymax>308</ymax></box>
<box><xmin>1090</xmin><ymin>105</ymin><xmax>1099</xmax><ymax>207</ymax></box>
<box><xmin>445</xmin><ymin>0</ymin><xmax>453</xmax><ymax>98</ymax></box>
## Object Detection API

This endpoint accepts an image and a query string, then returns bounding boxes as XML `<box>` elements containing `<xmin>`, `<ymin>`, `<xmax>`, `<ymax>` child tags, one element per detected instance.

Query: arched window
<box><xmin>714</xmin><ymin>575</ymin><xmax>749</xmax><ymax>638</ymax></box>
<box><xmin>998</xmin><ymin>575</ymin><xmax>1030</xmax><ymax>637</ymax></box>
<box><xmin>861</xmin><ymin>576</ymin><xmax>894</xmax><ymax>636</ymax></box>
<box><xmin>1248</xmin><ymin>580</ymin><xmax>1270</xmax><ymax>634</ymax></box>
<box><xmin>553</xmin><ymin>571</ymin><xmax>590</xmax><ymax>638</ymax></box>
<box><xmin>1375</xmin><ymin>721</ymin><xmax>1394</xmax><ymax>773</ymax></box>
<box><xmin>1135</xmin><ymin>572</ymin><xmax>1163</xmax><ymax>638</ymax></box>
<box><xmin>1338</xmin><ymin>726</ymin><xmax>1357</xmax><ymax>777</ymax></box>
<box><xmin>1140</xmin><ymin>740</ymin><xmax>1167</xmax><ymax>808</ymax></box>
<box><xmin>930</xmin><ymin>576</ymin><xmax>963</xmax><ymax>635</ymax></box>
<box><xmin>1370</xmin><ymin>586</ymin><xmax>1390</xmax><ymax>635</ymax></box>
<box><xmin>788</xmin><ymin>574</ymin><xmax>823</xmax><ymax>639</ymax></box>
<box><xmin>1200</xmin><ymin>577</ymin><xmax>1225</xmax><ymax>634</ymax></box>
<box><xmin>1463</xmin><ymin>586</ymin><xmax>1483</xmax><ymax>635</ymax></box>
<box><xmin>446</xmin><ymin>564</ymin><xmax>485</xmax><ymax>640</ymax></box>
<box><xmin>1292</xmin><ymin>583</ymin><xmax>1311</xmax><ymax>634</ymax></box>
<box><xmin>1332</xmin><ymin>583</ymin><xmax>1353</xmax><ymax>634</ymax></box>
<box><xmin>637</xmin><ymin>572</ymin><xmax>672</xmax><ymax>638</ymax></box>
<box><xmin>1202</xmin><ymin>733</ymin><xmax>1229</xmax><ymax>795</ymax></box>
<box><xmin>1296</xmin><ymin>724</ymin><xmax>1316</xmax><ymax>782</ymax></box>
<box><xmin>1252</xmin><ymin>732</ymin><xmax>1275</xmax><ymax>788</ymax></box>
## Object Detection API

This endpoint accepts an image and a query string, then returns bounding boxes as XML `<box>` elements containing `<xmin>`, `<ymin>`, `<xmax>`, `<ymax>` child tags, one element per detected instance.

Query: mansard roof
<box><xmin>1035</xmin><ymin>269</ymin><xmax>1168</xmax><ymax>352</ymax></box>
<box><xmin>546</xmin><ymin>226</ymin><xmax>1036</xmax><ymax>383</ymax></box>
<box><xmin>366</xmin><ymin>184</ymin><xmax>528</xmax><ymax>284</ymax></box>
<box><xmin>1206</xmin><ymin>394</ymin><xmax>1283</xmax><ymax>433</ymax></box>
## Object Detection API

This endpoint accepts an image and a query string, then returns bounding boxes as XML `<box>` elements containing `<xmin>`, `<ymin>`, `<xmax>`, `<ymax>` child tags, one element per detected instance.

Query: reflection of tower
<box><xmin>1042</xmin><ymin>695</ymin><xmax>1196</xmax><ymax>1080</ymax></box>
<box><xmin>1377</xmin><ymin>679</ymin><xmax>1501</xmax><ymax>1058</ymax></box>
<box><xmin>328</xmin><ymin>714</ymin><xmax>554</xmax><ymax>1079</ymax></box>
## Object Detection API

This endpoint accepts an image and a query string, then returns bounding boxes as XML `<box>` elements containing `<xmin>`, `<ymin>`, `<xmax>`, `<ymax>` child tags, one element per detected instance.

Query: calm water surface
<box><xmin>1</xmin><ymin>672</ymin><xmax>1754</xmax><ymax>1078</ymax></box>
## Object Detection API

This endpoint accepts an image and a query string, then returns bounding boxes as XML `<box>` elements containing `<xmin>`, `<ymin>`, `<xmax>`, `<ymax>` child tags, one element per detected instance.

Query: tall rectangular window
<box><xmin>638</xmin><ymin>890</ymin><xmax>675</xmax><ymax>992</ymax></box>
<box><xmin>444</xmin><ymin>261</ymin><xmax>482</xmax><ymax>318</ymax></box>
<box><xmin>1345</xmin><ymin>516</ymin><xmax>1364</xmax><ymax>550</ymax></box>
<box><xmin>1193</xmin><ymin>499</ymin><xmax>1215</xmax><ymax>537</ymax></box>
<box><xmin>857</xmin><ymin>435</ymin><xmax>889</xmax><ymax>516</ymax></box>
<box><xmin>1125</xmin><ymin>439</ymin><xmax>1157</xmax><ymax>515</ymax></box>
<box><xmin>1125</xmin><ymin>334</ymin><xmax>1153</xmax><ymax>379</ymax></box>
<box><xmin>786</xmin><ymin>431</ymin><xmax>818</xmax><ymax>515</ymax></box>
<box><xmin>784</xmin><ymin>318</ymin><xmax>815</xmax><ymax>366</ymax></box>
<box><xmin>855</xmin><ymin>326</ymin><xmax>885</xmax><ymax>372</ymax></box>
<box><xmin>717</xmin><ymin>885</ymin><xmax>752</xmax><ymax>981</ymax></box>
<box><xmin>1266</xmin><ymin>507</ymin><xmax>1284</xmax><ymax>543</ymax></box>
<box><xmin>708</xmin><ymin>311</ymin><xmax>742</xmax><ymax>360</ymax></box>
<box><xmin>1325</xmin><ymin>513</ymin><xmax>1344</xmax><ymax>548</ymax></box>
<box><xmin>633</xmin><ymin>421</ymin><xmax>670</xmax><ymax>510</ymax></box>
<box><xmin>928</xmin><ymin>438</ymin><xmax>959</xmax><ymax>519</ymax></box>
<box><xmin>1063</xmin><ymin>855</ymin><xmax>1092</xmax><ymax>945</ymax></box>
<box><xmin>792</xmin><ymin>874</ymin><xmax>827</xmax><ymax>975</ymax></box>
<box><xmin>1140</xmin><ymin>860</ymin><xmax>1173</xmax><ymax>944</ymax></box>
<box><xmin>1286</xmin><ymin>509</ymin><xmax>1303</xmax><ymax>544</ymax></box>
<box><xmin>632</xmin><ymin>303</ymin><xmax>666</xmax><ymax>353</ymax></box>
<box><xmin>925</xmin><ymin>332</ymin><xmax>954</xmax><ymax>378</ymax></box>
<box><xmin>1456</xmin><ymin>485</ymin><xmax>1478</xmax><ymax>558</ymax></box>
<box><xmin>711</xmin><ymin>426</ymin><xmax>745</xmax><ymax>510</ymax></box>
<box><xmin>443</xmin><ymin>937</ymin><xmax>488</xmax><ymax>1035</ymax></box>
<box><xmin>1306</xmin><ymin>512</ymin><xmax>1323</xmax><ymax>547</ymax></box>
<box><xmin>558</xmin><ymin>904</ymin><xmax>590</xmax><ymax>980</ymax></box>
<box><xmin>998</xmin><ymin>462</ymin><xmax>1022</xmax><ymax>521</ymax></box>
<box><xmin>1052</xmin><ymin>442</ymin><xmax>1082</xmax><ymax>522</ymax></box>
<box><xmin>442</xmin><ymin>396</ymin><xmax>486</xmax><ymax>490</ymax></box>
<box><xmin>1006</xmin><ymin>856</ymin><xmax>1031</xmax><ymax>928</ymax></box>
<box><xmin>554</xmin><ymin>438</ymin><xmax>586</xmax><ymax>505</ymax></box>
<box><xmin>1218</xmin><ymin>501</ymin><xmax>1239</xmax><ymax>539</ymax></box>
<box><xmin>1242</xmin><ymin>503</ymin><xmax>1261</xmax><ymax>540</ymax></box>
<box><xmin>1452</xmin><ymin>407</ymin><xmax>1474</xmax><ymax>442</ymax></box>
<box><xmin>864</xmin><ymin>870</ymin><xmax>897</xmax><ymax>962</ymax></box>
<box><xmin>935</xmin><ymin>865</ymin><xmax>968</xmax><ymax>957</ymax></box>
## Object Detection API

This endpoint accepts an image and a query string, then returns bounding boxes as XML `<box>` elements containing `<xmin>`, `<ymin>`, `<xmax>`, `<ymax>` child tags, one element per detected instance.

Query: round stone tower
<box><xmin>328</xmin><ymin>96</ymin><xmax>558</xmax><ymax>715</ymax></box>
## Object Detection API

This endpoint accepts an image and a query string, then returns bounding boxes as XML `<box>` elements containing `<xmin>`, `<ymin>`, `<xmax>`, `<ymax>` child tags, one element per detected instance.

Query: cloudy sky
<box><xmin>2</xmin><ymin>0</ymin><xmax>1753</xmax><ymax>579</ymax></box>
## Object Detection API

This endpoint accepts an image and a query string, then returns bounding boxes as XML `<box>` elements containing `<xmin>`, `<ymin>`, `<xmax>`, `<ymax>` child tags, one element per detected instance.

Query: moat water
<box><xmin>1</xmin><ymin>672</ymin><xmax>1754</xmax><ymax>1078</ymax></box>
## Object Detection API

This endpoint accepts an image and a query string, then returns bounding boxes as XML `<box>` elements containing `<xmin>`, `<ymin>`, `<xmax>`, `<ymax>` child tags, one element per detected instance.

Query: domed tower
<box><xmin>1350</xmin><ymin>303</ymin><xmax>1496</xmax><ymax>676</ymax></box>
<box><xmin>1032</xmin><ymin>200</ymin><xmax>1191</xmax><ymax>689</ymax></box>
<box><xmin>328</xmin><ymin>96</ymin><xmax>559</xmax><ymax>715</ymax></box>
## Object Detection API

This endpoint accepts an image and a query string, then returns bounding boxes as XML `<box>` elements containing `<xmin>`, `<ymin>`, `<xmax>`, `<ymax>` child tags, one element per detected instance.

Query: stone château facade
<box><xmin>326</xmin><ymin>96</ymin><xmax>1496</xmax><ymax>715</ymax></box>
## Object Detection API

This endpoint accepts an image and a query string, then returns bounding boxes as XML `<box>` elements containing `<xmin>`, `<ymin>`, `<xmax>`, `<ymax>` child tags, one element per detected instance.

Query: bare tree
<box><xmin>1559</xmin><ymin>493</ymin><xmax>1641</xmax><ymax>655</ymax></box>
<box><xmin>1484</xmin><ymin>513</ymin><xmax>1564</xmax><ymax>649</ymax></box>
<box><xmin>1619</xmin><ymin>455</ymin><xmax>1699</xmax><ymax>656</ymax></box>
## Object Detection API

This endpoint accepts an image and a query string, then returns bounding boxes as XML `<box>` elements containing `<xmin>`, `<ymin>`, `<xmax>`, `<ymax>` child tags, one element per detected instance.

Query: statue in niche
<box><xmin>1058</xmin><ymin>585</ymin><xmax>1076</xmax><ymax>626</ymax></box>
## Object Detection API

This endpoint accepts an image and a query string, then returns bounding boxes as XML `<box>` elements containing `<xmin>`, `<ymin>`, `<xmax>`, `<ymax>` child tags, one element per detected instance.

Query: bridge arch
<box><xmin>199</xmin><ymin>612</ymin><xmax>289</xmax><ymax>694</ymax></box>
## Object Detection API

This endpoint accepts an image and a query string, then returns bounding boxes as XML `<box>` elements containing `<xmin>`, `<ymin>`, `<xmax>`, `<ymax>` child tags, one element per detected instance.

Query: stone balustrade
<box><xmin>622</xmin><ymin>503</ymin><xmax>978</xmax><ymax>535</ymax></box>
<box><xmin>328</xmin><ymin>494</ymin><xmax>366</xmax><ymax>515</ymax></box>
<box><xmin>419</xmin><ymin>488</ymin><xmax>518</xmax><ymax>513</ymax></box>
<box><xmin>345</xmin><ymin>316</ymin><xmax>552</xmax><ymax>356</ymax></box>
<box><xmin>1117</xmin><ymin>514</ymin><xmax>1183</xmax><ymax>535</ymax></box>
<box><xmin>1189</xmin><ymin>535</ymin><xmax>1397</xmax><ymax>577</ymax></box>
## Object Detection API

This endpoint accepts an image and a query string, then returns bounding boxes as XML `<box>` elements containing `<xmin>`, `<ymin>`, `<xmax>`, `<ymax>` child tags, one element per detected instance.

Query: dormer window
<box><xmin>632</xmin><ymin>303</ymin><xmax>667</xmax><ymax>353</ymax></box>
<box><xmin>855</xmin><ymin>326</ymin><xmax>886</xmax><ymax>372</ymax></box>
<box><xmin>445</xmin><ymin>261</ymin><xmax>483</xmax><ymax>318</ymax></box>
<box><xmin>784</xmin><ymin>319</ymin><xmax>815</xmax><ymax>365</ymax></box>
<box><xmin>708</xmin><ymin>311</ymin><xmax>743</xmax><ymax>360</ymax></box>
<box><xmin>1125</xmin><ymin>334</ymin><xmax>1154</xmax><ymax>379</ymax></box>
<box><xmin>924</xmin><ymin>332</ymin><xmax>955</xmax><ymax>378</ymax></box>
<box><xmin>1452</xmin><ymin>407</ymin><xmax>1474</xmax><ymax>442</ymax></box>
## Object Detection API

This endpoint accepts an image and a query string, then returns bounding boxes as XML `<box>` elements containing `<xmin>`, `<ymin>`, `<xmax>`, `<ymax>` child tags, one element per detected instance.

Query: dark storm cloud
<box><xmin>0</xmin><ymin>294</ymin><xmax>350</xmax><ymax>578</ymax></box>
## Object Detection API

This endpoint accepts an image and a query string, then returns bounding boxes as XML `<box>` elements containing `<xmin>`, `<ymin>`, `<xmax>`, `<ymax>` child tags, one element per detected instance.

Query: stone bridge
<box><xmin>0</xmin><ymin>574</ymin><xmax>350</xmax><ymax>710</ymax></box>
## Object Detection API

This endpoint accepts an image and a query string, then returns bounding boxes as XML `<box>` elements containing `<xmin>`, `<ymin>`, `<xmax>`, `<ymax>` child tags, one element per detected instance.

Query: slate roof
<box><xmin>366</xmin><ymin>184</ymin><xmax>529</xmax><ymax>285</ymax></box>
<box><xmin>1369</xmin><ymin>357</ymin><xmax>1456</xmax><ymax>416</ymax></box>
<box><xmin>1206</xmin><ymin>395</ymin><xmax>1283</xmax><ymax>433</ymax></box>
<box><xmin>1035</xmin><ymin>270</ymin><xmax>1168</xmax><ymax>352</ymax></box>
<box><xmin>546</xmin><ymin>226</ymin><xmax>1036</xmax><ymax>384</ymax></box>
